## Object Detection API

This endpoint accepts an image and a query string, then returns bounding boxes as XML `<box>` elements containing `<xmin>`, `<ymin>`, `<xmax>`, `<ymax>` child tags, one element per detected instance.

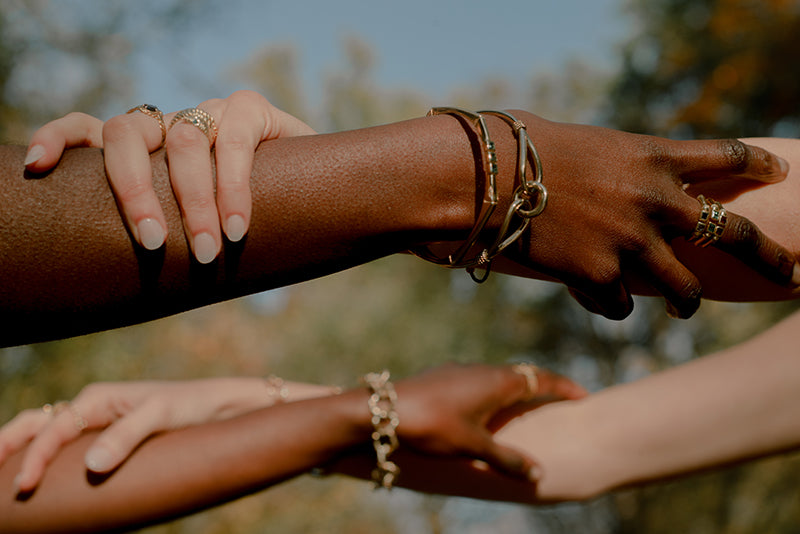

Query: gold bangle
<box><xmin>411</xmin><ymin>108</ymin><xmax>547</xmax><ymax>283</ymax></box>
<box><xmin>362</xmin><ymin>370</ymin><xmax>400</xmax><ymax>490</ymax></box>
<box><xmin>411</xmin><ymin>107</ymin><xmax>499</xmax><ymax>270</ymax></box>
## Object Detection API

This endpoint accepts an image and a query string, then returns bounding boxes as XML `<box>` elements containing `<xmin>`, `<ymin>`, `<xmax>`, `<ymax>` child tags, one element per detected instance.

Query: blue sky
<box><xmin>133</xmin><ymin>0</ymin><xmax>630</xmax><ymax>115</ymax></box>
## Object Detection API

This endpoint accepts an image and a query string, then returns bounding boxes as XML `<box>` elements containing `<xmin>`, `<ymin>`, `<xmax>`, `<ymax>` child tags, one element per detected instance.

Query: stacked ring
<box><xmin>42</xmin><ymin>401</ymin><xmax>88</xmax><ymax>431</ymax></box>
<box><xmin>169</xmin><ymin>107</ymin><xmax>218</xmax><ymax>146</ymax></box>
<box><xmin>689</xmin><ymin>195</ymin><xmax>727</xmax><ymax>247</ymax></box>
<box><xmin>126</xmin><ymin>104</ymin><xmax>167</xmax><ymax>146</ymax></box>
<box><xmin>512</xmin><ymin>363</ymin><xmax>540</xmax><ymax>400</ymax></box>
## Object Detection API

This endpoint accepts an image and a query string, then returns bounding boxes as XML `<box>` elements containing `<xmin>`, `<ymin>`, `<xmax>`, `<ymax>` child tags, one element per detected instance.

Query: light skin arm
<box><xmin>1</xmin><ymin>114</ymin><xmax>798</xmax><ymax>345</ymax></box>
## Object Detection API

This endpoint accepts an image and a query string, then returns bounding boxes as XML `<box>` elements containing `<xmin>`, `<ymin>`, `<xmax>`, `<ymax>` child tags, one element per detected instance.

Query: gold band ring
<box><xmin>169</xmin><ymin>107</ymin><xmax>218</xmax><ymax>146</ymax></box>
<box><xmin>126</xmin><ymin>104</ymin><xmax>167</xmax><ymax>146</ymax></box>
<box><xmin>689</xmin><ymin>195</ymin><xmax>727</xmax><ymax>247</ymax></box>
<box><xmin>43</xmin><ymin>401</ymin><xmax>88</xmax><ymax>431</ymax></box>
<box><xmin>512</xmin><ymin>363</ymin><xmax>540</xmax><ymax>400</ymax></box>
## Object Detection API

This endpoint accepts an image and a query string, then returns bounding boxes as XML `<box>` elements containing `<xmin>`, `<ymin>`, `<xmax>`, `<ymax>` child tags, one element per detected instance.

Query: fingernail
<box><xmin>225</xmin><ymin>215</ymin><xmax>246</xmax><ymax>242</ymax></box>
<box><xmin>792</xmin><ymin>263</ymin><xmax>800</xmax><ymax>286</ymax></box>
<box><xmin>137</xmin><ymin>218</ymin><xmax>166</xmax><ymax>250</ymax></box>
<box><xmin>85</xmin><ymin>446</ymin><xmax>113</xmax><ymax>472</ymax></box>
<box><xmin>193</xmin><ymin>232</ymin><xmax>219</xmax><ymax>264</ymax></box>
<box><xmin>24</xmin><ymin>144</ymin><xmax>46</xmax><ymax>166</ymax></box>
<box><xmin>779</xmin><ymin>156</ymin><xmax>790</xmax><ymax>176</ymax></box>
<box><xmin>665</xmin><ymin>301</ymin><xmax>680</xmax><ymax>319</ymax></box>
<box><xmin>528</xmin><ymin>465</ymin><xmax>543</xmax><ymax>482</ymax></box>
<box><xmin>12</xmin><ymin>473</ymin><xmax>22</xmax><ymax>492</ymax></box>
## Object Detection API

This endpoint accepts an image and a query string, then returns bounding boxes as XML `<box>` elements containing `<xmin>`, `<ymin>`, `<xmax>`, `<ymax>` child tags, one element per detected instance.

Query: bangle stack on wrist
<box><xmin>362</xmin><ymin>370</ymin><xmax>400</xmax><ymax>490</ymax></box>
<box><xmin>412</xmin><ymin>107</ymin><xmax>548</xmax><ymax>282</ymax></box>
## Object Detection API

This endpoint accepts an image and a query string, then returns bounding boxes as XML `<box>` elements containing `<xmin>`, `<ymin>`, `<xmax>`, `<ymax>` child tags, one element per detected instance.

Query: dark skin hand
<box><xmin>493</xmin><ymin>112</ymin><xmax>796</xmax><ymax>319</ymax></box>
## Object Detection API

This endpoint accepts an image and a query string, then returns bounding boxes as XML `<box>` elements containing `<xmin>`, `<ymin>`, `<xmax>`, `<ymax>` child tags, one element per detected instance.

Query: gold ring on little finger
<box><xmin>689</xmin><ymin>195</ymin><xmax>727</xmax><ymax>247</ymax></box>
<box><xmin>169</xmin><ymin>107</ymin><xmax>218</xmax><ymax>147</ymax></box>
<box><xmin>511</xmin><ymin>363</ymin><xmax>540</xmax><ymax>400</ymax></box>
<box><xmin>127</xmin><ymin>104</ymin><xmax>167</xmax><ymax>147</ymax></box>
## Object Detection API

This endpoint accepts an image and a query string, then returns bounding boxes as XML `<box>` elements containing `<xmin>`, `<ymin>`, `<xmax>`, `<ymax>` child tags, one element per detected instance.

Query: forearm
<box><xmin>0</xmin><ymin>391</ymin><xmax>371</xmax><ymax>534</ymax></box>
<box><xmin>489</xmin><ymin>309</ymin><xmax>800</xmax><ymax>501</ymax></box>
<box><xmin>0</xmin><ymin>116</ymin><xmax>502</xmax><ymax>344</ymax></box>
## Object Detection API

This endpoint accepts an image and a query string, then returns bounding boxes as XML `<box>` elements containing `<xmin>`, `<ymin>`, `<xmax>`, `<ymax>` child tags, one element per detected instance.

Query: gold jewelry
<box><xmin>126</xmin><ymin>104</ymin><xmax>167</xmax><ymax>146</ymax></box>
<box><xmin>265</xmin><ymin>374</ymin><xmax>290</xmax><ymax>404</ymax></box>
<box><xmin>411</xmin><ymin>108</ymin><xmax>547</xmax><ymax>283</ymax></box>
<box><xmin>511</xmin><ymin>363</ymin><xmax>540</xmax><ymax>400</ymax></box>
<box><xmin>362</xmin><ymin>370</ymin><xmax>400</xmax><ymax>490</ymax></box>
<box><xmin>169</xmin><ymin>107</ymin><xmax>218</xmax><ymax>146</ymax></box>
<box><xmin>689</xmin><ymin>195</ymin><xmax>727</xmax><ymax>247</ymax></box>
<box><xmin>43</xmin><ymin>401</ymin><xmax>88</xmax><ymax>431</ymax></box>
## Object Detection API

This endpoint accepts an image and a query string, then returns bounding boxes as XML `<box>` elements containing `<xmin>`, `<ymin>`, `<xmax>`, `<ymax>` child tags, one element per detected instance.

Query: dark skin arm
<box><xmin>1</xmin><ymin>113</ymin><xmax>796</xmax><ymax>345</ymax></box>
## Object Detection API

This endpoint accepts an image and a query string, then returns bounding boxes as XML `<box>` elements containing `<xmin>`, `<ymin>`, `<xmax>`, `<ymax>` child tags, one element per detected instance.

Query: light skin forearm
<box><xmin>0</xmin><ymin>391</ymin><xmax>372</xmax><ymax>534</ymax></box>
<box><xmin>488</xmin><ymin>308</ymin><xmax>800</xmax><ymax>501</ymax></box>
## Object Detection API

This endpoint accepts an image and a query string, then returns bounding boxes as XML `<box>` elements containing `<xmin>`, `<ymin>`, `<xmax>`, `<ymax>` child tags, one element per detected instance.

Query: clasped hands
<box><xmin>0</xmin><ymin>364</ymin><xmax>585</xmax><ymax>493</ymax></box>
<box><xmin>23</xmin><ymin>91</ymin><xmax>797</xmax><ymax>320</ymax></box>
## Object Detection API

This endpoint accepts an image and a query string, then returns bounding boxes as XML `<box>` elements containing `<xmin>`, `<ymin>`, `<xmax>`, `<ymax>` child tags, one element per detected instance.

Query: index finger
<box><xmin>672</xmin><ymin>138</ymin><xmax>789</xmax><ymax>184</ymax></box>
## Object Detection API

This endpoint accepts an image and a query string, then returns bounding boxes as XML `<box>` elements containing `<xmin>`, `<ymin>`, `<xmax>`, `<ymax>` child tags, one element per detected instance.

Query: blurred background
<box><xmin>1</xmin><ymin>0</ymin><xmax>800</xmax><ymax>532</ymax></box>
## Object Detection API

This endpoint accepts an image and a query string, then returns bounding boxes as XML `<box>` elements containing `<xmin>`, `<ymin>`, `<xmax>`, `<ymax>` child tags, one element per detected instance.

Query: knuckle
<box><xmin>114</xmin><ymin>178</ymin><xmax>153</xmax><ymax>204</ymax></box>
<box><xmin>180</xmin><ymin>192</ymin><xmax>217</xmax><ymax>214</ymax></box>
<box><xmin>102</xmin><ymin>115</ymin><xmax>139</xmax><ymax>143</ymax></box>
<box><xmin>215</xmin><ymin>135</ymin><xmax>253</xmax><ymax>155</ymax></box>
<box><xmin>728</xmin><ymin>216</ymin><xmax>762</xmax><ymax>253</ymax></box>
<box><xmin>166</xmin><ymin>125</ymin><xmax>206</xmax><ymax>150</ymax></box>
<box><xmin>639</xmin><ymin>137</ymin><xmax>673</xmax><ymax>169</ymax></box>
<box><xmin>717</xmin><ymin>139</ymin><xmax>748</xmax><ymax>173</ymax></box>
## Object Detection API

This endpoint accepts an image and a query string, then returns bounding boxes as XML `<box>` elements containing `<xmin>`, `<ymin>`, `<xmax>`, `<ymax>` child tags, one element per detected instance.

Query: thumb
<box><xmin>474</xmin><ymin>432</ymin><xmax>540</xmax><ymax>482</ymax></box>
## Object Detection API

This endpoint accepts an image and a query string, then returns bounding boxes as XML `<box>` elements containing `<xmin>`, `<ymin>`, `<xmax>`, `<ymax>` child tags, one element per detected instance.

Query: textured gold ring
<box><xmin>126</xmin><ymin>104</ymin><xmax>167</xmax><ymax>146</ymax></box>
<box><xmin>43</xmin><ymin>401</ymin><xmax>88</xmax><ymax>431</ymax></box>
<box><xmin>512</xmin><ymin>363</ymin><xmax>540</xmax><ymax>400</ymax></box>
<box><xmin>169</xmin><ymin>107</ymin><xmax>218</xmax><ymax>146</ymax></box>
<box><xmin>689</xmin><ymin>195</ymin><xmax>727</xmax><ymax>247</ymax></box>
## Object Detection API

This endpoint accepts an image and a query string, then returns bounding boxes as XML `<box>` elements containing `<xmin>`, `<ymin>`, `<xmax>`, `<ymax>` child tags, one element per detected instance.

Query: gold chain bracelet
<box><xmin>362</xmin><ymin>370</ymin><xmax>400</xmax><ymax>490</ymax></box>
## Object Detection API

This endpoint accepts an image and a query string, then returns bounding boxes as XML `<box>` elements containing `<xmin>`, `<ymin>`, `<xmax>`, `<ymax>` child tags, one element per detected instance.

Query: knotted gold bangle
<box><xmin>411</xmin><ymin>107</ymin><xmax>548</xmax><ymax>282</ymax></box>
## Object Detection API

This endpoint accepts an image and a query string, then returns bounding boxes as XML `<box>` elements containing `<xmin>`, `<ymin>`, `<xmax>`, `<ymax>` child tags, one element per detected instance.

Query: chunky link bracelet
<box><xmin>411</xmin><ymin>107</ymin><xmax>548</xmax><ymax>283</ymax></box>
<box><xmin>362</xmin><ymin>370</ymin><xmax>400</xmax><ymax>490</ymax></box>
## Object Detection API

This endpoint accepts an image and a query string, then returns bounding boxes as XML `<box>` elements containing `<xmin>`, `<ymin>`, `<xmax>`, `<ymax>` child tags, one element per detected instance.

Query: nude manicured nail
<box><xmin>193</xmin><ymin>232</ymin><xmax>219</xmax><ymax>264</ymax></box>
<box><xmin>137</xmin><ymin>218</ymin><xmax>166</xmax><ymax>250</ymax></box>
<box><xmin>225</xmin><ymin>215</ymin><xmax>246</xmax><ymax>242</ymax></box>
<box><xmin>24</xmin><ymin>144</ymin><xmax>46</xmax><ymax>166</ymax></box>
<box><xmin>792</xmin><ymin>263</ymin><xmax>800</xmax><ymax>287</ymax></box>
<box><xmin>779</xmin><ymin>156</ymin><xmax>790</xmax><ymax>176</ymax></box>
<box><xmin>85</xmin><ymin>446</ymin><xmax>113</xmax><ymax>472</ymax></box>
<box><xmin>528</xmin><ymin>465</ymin><xmax>543</xmax><ymax>482</ymax></box>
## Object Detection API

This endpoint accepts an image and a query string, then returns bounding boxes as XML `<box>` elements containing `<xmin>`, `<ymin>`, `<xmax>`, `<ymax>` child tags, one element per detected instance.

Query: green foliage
<box><xmin>608</xmin><ymin>0</ymin><xmax>800</xmax><ymax>138</ymax></box>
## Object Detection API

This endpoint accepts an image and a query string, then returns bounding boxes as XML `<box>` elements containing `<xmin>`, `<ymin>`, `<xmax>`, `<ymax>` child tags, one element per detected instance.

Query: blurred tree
<box><xmin>608</xmin><ymin>0</ymin><xmax>800</xmax><ymax>138</ymax></box>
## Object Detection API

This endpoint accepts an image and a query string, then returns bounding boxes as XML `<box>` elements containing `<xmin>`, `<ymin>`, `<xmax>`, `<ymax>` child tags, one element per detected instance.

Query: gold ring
<box><xmin>43</xmin><ymin>401</ymin><xmax>88</xmax><ymax>431</ymax></box>
<box><xmin>689</xmin><ymin>195</ymin><xmax>727</xmax><ymax>247</ymax></box>
<box><xmin>511</xmin><ymin>363</ymin><xmax>539</xmax><ymax>400</ymax></box>
<box><xmin>169</xmin><ymin>107</ymin><xmax>218</xmax><ymax>146</ymax></box>
<box><xmin>126</xmin><ymin>104</ymin><xmax>167</xmax><ymax>146</ymax></box>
